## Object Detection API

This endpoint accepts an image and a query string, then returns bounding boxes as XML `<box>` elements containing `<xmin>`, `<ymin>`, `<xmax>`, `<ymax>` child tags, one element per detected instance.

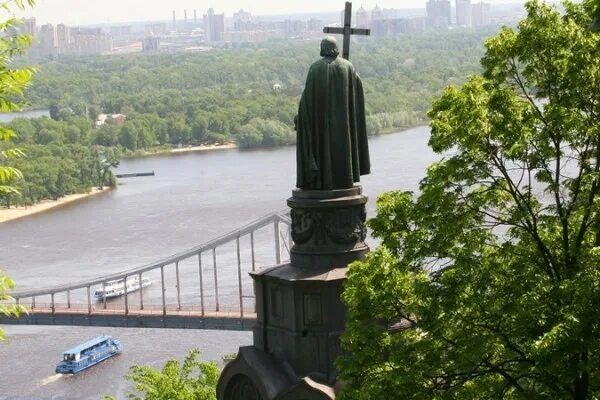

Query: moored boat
<box><xmin>94</xmin><ymin>276</ymin><xmax>152</xmax><ymax>300</ymax></box>
<box><xmin>55</xmin><ymin>336</ymin><xmax>122</xmax><ymax>374</ymax></box>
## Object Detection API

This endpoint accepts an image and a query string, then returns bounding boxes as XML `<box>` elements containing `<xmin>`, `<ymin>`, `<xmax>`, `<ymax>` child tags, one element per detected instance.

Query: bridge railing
<box><xmin>9</xmin><ymin>210</ymin><xmax>291</xmax><ymax>320</ymax></box>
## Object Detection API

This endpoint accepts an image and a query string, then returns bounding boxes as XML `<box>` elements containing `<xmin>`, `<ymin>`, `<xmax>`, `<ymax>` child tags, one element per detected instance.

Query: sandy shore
<box><xmin>0</xmin><ymin>188</ymin><xmax>110</xmax><ymax>224</ymax></box>
<box><xmin>125</xmin><ymin>143</ymin><xmax>239</xmax><ymax>159</ymax></box>
<box><xmin>170</xmin><ymin>143</ymin><xmax>238</xmax><ymax>154</ymax></box>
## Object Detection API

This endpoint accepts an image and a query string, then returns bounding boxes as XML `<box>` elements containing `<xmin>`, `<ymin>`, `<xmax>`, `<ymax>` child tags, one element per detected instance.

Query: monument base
<box><xmin>217</xmin><ymin>347</ymin><xmax>337</xmax><ymax>400</ymax></box>
<box><xmin>217</xmin><ymin>187</ymin><xmax>368</xmax><ymax>400</ymax></box>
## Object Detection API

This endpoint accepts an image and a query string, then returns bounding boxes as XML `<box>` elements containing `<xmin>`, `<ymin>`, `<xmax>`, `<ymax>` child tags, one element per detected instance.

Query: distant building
<box><xmin>371</xmin><ymin>19</ymin><xmax>398</xmax><ymax>37</ymax></box>
<box><xmin>39</xmin><ymin>24</ymin><xmax>57</xmax><ymax>56</ymax></box>
<box><xmin>203</xmin><ymin>8</ymin><xmax>224</xmax><ymax>42</ymax></box>
<box><xmin>145</xmin><ymin>23</ymin><xmax>167</xmax><ymax>36</ymax></box>
<box><xmin>372</xmin><ymin>17</ymin><xmax>427</xmax><ymax>37</ymax></box>
<box><xmin>283</xmin><ymin>19</ymin><xmax>305</xmax><ymax>38</ymax></box>
<box><xmin>456</xmin><ymin>0</ymin><xmax>472</xmax><ymax>26</ymax></box>
<box><xmin>70</xmin><ymin>27</ymin><xmax>112</xmax><ymax>55</ymax></box>
<box><xmin>307</xmin><ymin>18</ymin><xmax>323</xmax><ymax>32</ymax></box>
<box><xmin>21</xmin><ymin>17</ymin><xmax>37</xmax><ymax>36</ymax></box>
<box><xmin>109</xmin><ymin>25</ymin><xmax>132</xmax><ymax>38</ymax></box>
<box><xmin>472</xmin><ymin>2</ymin><xmax>492</xmax><ymax>27</ymax></box>
<box><xmin>406</xmin><ymin>17</ymin><xmax>428</xmax><ymax>33</ymax></box>
<box><xmin>371</xmin><ymin>5</ymin><xmax>384</xmax><ymax>22</ymax></box>
<box><xmin>233</xmin><ymin>9</ymin><xmax>252</xmax><ymax>31</ymax></box>
<box><xmin>356</xmin><ymin>6</ymin><xmax>369</xmax><ymax>27</ymax></box>
<box><xmin>426</xmin><ymin>0</ymin><xmax>451</xmax><ymax>28</ymax></box>
<box><xmin>56</xmin><ymin>24</ymin><xmax>70</xmax><ymax>55</ymax></box>
<box><xmin>95</xmin><ymin>113</ymin><xmax>126</xmax><ymax>128</ymax></box>
<box><xmin>142</xmin><ymin>36</ymin><xmax>160</xmax><ymax>52</ymax></box>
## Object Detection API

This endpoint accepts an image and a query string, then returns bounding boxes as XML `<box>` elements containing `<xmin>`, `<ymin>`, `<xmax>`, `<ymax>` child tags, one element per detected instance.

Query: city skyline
<box><xmin>18</xmin><ymin>0</ymin><xmax>525</xmax><ymax>26</ymax></box>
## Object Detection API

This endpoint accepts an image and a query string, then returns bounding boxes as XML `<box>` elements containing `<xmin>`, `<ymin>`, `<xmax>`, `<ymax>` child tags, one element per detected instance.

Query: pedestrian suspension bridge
<box><xmin>2</xmin><ymin>211</ymin><xmax>292</xmax><ymax>331</ymax></box>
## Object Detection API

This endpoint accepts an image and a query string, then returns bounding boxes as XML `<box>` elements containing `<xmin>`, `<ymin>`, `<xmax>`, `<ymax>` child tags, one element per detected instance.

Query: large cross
<box><xmin>323</xmin><ymin>1</ymin><xmax>371</xmax><ymax>60</ymax></box>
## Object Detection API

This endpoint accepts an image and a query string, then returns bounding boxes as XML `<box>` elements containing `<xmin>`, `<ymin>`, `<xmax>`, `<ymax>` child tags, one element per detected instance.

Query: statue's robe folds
<box><xmin>296</xmin><ymin>56</ymin><xmax>370</xmax><ymax>190</ymax></box>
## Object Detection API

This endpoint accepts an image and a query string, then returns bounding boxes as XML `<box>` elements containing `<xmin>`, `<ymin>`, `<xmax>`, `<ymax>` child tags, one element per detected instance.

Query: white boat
<box><xmin>94</xmin><ymin>277</ymin><xmax>152</xmax><ymax>300</ymax></box>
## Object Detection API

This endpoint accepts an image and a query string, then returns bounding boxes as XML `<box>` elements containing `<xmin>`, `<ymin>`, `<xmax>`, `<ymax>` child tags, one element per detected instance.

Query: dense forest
<box><xmin>1</xmin><ymin>29</ymin><xmax>492</xmax><ymax>207</ymax></box>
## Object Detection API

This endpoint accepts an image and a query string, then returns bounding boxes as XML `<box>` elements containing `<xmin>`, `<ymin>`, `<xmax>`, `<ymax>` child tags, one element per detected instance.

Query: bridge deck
<box><xmin>2</xmin><ymin>306</ymin><xmax>257</xmax><ymax>331</ymax></box>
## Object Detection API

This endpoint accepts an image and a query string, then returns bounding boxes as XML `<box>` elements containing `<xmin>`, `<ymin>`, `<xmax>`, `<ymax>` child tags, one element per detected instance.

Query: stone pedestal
<box><xmin>289</xmin><ymin>187</ymin><xmax>368</xmax><ymax>269</ymax></box>
<box><xmin>217</xmin><ymin>187</ymin><xmax>368</xmax><ymax>400</ymax></box>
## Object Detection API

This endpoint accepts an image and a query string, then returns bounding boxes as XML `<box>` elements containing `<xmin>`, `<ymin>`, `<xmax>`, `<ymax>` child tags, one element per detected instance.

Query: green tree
<box><xmin>94</xmin><ymin>147</ymin><xmax>120</xmax><ymax>189</ymax></box>
<box><xmin>191</xmin><ymin>113</ymin><xmax>209</xmax><ymax>143</ymax></box>
<box><xmin>340</xmin><ymin>1</ymin><xmax>600</xmax><ymax>399</ymax></box>
<box><xmin>48</xmin><ymin>103</ymin><xmax>59</xmax><ymax>120</ymax></box>
<box><xmin>87</xmin><ymin>104</ymin><xmax>100</xmax><ymax>121</ymax></box>
<box><xmin>119</xmin><ymin>124</ymin><xmax>139</xmax><ymax>150</ymax></box>
<box><xmin>0</xmin><ymin>0</ymin><xmax>36</xmax><ymax>340</ymax></box>
<box><xmin>104</xmin><ymin>349</ymin><xmax>219</xmax><ymax>400</ymax></box>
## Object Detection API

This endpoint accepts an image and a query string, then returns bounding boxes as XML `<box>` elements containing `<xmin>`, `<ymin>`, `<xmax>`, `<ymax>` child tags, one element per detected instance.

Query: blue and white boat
<box><xmin>55</xmin><ymin>336</ymin><xmax>122</xmax><ymax>374</ymax></box>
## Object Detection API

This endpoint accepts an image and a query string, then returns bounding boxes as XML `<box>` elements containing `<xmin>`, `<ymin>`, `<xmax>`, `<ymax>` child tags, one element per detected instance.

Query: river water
<box><xmin>0</xmin><ymin>126</ymin><xmax>437</xmax><ymax>399</ymax></box>
<box><xmin>0</xmin><ymin>109</ymin><xmax>50</xmax><ymax>123</ymax></box>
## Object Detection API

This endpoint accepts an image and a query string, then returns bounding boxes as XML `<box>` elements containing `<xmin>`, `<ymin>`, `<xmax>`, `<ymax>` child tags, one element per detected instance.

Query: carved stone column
<box><xmin>217</xmin><ymin>187</ymin><xmax>368</xmax><ymax>400</ymax></box>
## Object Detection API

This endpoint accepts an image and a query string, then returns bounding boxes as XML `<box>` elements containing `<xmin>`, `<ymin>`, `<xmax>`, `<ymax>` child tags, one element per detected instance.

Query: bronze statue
<box><xmin>295</xmin><ymin>37</ymin><xmax>370</xmax><ymax>190</ymax></box>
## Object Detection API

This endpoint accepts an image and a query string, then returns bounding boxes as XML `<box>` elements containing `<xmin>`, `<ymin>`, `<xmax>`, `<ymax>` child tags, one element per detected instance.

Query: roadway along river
<box><xmin>0</xmin><ymin>126</ymin><xmax>437</xmax><ymax>399</ymax></box>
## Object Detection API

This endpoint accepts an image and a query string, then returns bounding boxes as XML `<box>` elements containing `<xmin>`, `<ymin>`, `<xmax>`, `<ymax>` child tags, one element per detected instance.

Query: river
<box><xmin>0</xmin><ymin>126</ymin><xmax>438</xmax><ymax>399</ymax></box>
<box><xmin>0</xmin><ymin>109</ymin><xmax>50</xmax><ymax>123</ymax></box>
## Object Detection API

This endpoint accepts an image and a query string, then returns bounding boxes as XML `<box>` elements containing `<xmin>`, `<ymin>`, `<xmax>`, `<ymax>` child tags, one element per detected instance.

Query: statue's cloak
<box><xmin>296</xmin><ymin>56</ymin><xmax>370</xmax><ymax>190</ymax></box>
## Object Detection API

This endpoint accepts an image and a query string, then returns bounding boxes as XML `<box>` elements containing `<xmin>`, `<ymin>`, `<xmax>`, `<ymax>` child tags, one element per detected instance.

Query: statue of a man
<box><xmin>295</xmin><ymin>37</ymin><xmax>370</xmax><ymax>190</ymax></box>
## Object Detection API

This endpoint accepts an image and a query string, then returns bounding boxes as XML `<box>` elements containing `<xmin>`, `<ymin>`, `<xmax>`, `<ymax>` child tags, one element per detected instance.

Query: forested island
<box><xmin>1</xmin><ymin>29</ymin><xmax>491</xmax><ymax>210</ymax></box>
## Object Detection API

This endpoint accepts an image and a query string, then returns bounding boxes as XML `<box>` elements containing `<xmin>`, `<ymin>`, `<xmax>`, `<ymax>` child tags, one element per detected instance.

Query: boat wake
<box><xmin>40</xmin><ymin>374</ymin><xmax>65</xmax><ymax>386</ymax></box>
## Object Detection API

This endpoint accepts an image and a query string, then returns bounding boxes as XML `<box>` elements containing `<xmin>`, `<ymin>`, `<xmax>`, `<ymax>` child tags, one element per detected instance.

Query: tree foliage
<box><xmin>16</xmin><ymin>29</ymin><xmax>489</xmax><ymax>150</ymax></box>
<box><xmin>105</xmin><ymin>349</ymin><xmax>219</xmax><ymax>400</ymax></box>
<box><xmin>0</xmin><ymin>29</ymin><xmax>490</xmax><ymax>208</ymax></box>
<box><xmin>340</xmin><ymin>1</ymin><xmax>600</xmax><ymax>399</ymax></box>
<box><xmin>0</xmin><ymin>0</ymin><xmax>35</xmax><ymax>340</ymax></box>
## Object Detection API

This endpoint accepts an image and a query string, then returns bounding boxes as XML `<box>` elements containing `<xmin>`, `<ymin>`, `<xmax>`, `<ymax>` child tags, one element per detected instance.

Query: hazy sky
<box><xmin>14</xmin><ymin>0</ymin><xmax>523</xmax><ymax>26</ymax></box>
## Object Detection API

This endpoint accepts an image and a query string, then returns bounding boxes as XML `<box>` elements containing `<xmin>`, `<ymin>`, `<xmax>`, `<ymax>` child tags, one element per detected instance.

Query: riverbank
<box><xmin>171</xmin><ymin>143</ymin><xmax>238</xmax><ymax>154</ymax></box>
<box><xmin>117</xmin><ymin>123</ymin><xmax>429</xmax><ymax>160</ymax></box>
<box><xmin>0</xmin><ymin>187</ymin><xmax>111</xmax><ymax>224</ymax></box>
<box><xmin>124</xmin><ymin>143</ymin><xmax>239</xmax><ymax>159</ymax></box>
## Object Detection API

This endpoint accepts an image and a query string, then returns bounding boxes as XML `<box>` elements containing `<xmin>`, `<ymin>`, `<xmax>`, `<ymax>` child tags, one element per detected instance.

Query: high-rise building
<box><xmin>233</xmin><ymin>9</ymin><xmax>252</xmax><ymax>31</ymax></box>
<box><xmin>203</xmin><ymin>8</ymin><xmax>225</xmax><ymax>42</ymax></box>
<box><xmin>456</xmin><ymin>0</ymin><xmax>472</xmax><ymax>26</ymax></box>
<box><xmin>194</xmin><ymin>10</ymin><xmax>198</xmax><ymax>25</ymax></box>
<box><xmin>282</xmin><ymin>19</ymin><xmax>305</xmax><ymax>38</ymax></box>
<box><xmin>371</xmin><ymin>5</ymin><xmax>384</xmax><ymax>22</ymax></box>
<box><xmin>21</xmin><ymin>17</ymin><xmax>37</xmax><ymax>36</ymax></box>
<box><xmin>70</xmin><ymin>27</ymin><xmax>112</xmax><ymax>55</ymax></box>
<box><xmin>56</xmin><ymin>24</ymin><xmax>70</xmax><ymax>55</ymax></box>
<box><xmin>356</xmin><ymin>6</ymin><xmax>369</xmax><ymax>27</ymax></box>
<box><xmin>39</xmin><ymin>24</ymin><xmax>57</xmax><ymax>56</ymax></box>
<box><xmin>172</xmin><ymin>10</ymin><xmax>176</xmax><ymax>30</ymax></box>
<box><xmin>142</xmin><ymin>36</ymin><xmax>160</xmax><ymax>52</ymax></box>
<box><xmin>426</xmin><ymin>0</ymin><xmax>451</xmax><ymax>28</ymax></box>
<box><xmin>472</xmin><ymin>2</ymin><xmax>491</xmax><ymax>27</ymax></box>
